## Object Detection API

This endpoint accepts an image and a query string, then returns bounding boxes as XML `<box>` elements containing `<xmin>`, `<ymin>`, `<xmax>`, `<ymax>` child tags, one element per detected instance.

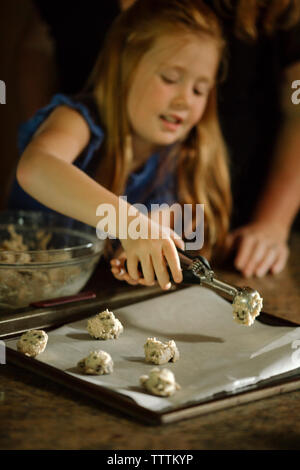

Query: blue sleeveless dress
<box><xmin>8</xmin><ymin>93</ymin><xmax>178</xmax><ymax>214</ymax></box>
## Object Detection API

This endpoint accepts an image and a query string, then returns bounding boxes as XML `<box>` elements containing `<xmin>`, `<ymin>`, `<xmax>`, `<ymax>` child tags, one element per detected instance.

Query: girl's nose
<box><xmin>171</xmin><ymin>86</ymin><xmax>192</xmax><ymax>109</ymax></box>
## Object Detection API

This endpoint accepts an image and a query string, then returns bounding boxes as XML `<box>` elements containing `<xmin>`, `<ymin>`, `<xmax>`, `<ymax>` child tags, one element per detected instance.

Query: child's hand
<box><xmin>110</xmin><ymin>251</ymin><xmax>156</xmax><ymax>286</ymax></box>
<box><xmin>225</xmin><ymin>221</ymin><xmax>289</xmax><ymax>278</ymax></box>
<box><xmin>119</xmin><ymin>218</ymin><xmax>184</xmax><ymax>290</ymax></box>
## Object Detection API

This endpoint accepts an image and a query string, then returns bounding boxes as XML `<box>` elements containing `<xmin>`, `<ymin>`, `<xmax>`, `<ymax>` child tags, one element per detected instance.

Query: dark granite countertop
<box><xmin>1</xmin><ymin>233</ymin><xmax>299</xmax><ymax>450</ymax></box>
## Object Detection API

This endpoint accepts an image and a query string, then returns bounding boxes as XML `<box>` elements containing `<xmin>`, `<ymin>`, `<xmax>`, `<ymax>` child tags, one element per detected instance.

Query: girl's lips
<box><xmin>159</xmin><ymin>115</ymin><xmax>182</xmax><ymax>131</ymax></box>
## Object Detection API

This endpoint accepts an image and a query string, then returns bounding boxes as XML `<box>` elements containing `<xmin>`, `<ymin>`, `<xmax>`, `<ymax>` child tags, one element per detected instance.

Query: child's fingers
<box><xmin>162</xmin><ymin>240</ymin><xmax>182</xmax><ymax>283</ymax></box>
<box><xmin>125</xmin><ymin>276</ymin><xmax>140</xmax><ymax>285</ymax></box>
<box><xmin>139</xmin><ymin>255</ymin><xmax>155</xmax><ymax>285</ymax></box>
<box><xmin>137</xmin><ymin>277</ymin><xmax>156</xmax><ymax>287</ymax></box>
<box><xmin>111</xmin><ymin>266</ymin><xmax>125</xmax><ymax>279</ymax></box>
<box><xmin>151</xmin><ymin>250</ymin><xmax>172</xmax><ymax>290</ymax></box>
<box><xmin>126</xmin><ymin>255</ymin><xmax>140</xmax><ymax>281</ymax></box>
<box><xmin>115</xmin><ymin>268</ymin><xmax>139</xmax><ymax>284</ymax></box>
<box><xmin>171</xmin><ymin>234</ymin><xmax>185</xmax><ymax>251</ymax></box>
<box><xmin>112</xmin><ymin>252</ymin><xmax>157</xmax><ymax>286</ymax></box>
<box><xmin>111</xmin><ymin>267</ymin><xmax>139</xmax><ymax>285</ymax></box>
<box><xmin>110</xmin><ymin>258</ymin><xmax>121</xmax><ymax>265</ymax></box>
<box><xmin>111</xmin><ymin>266</ymin><xmax>124</xmax><ymax>275</ymax></box>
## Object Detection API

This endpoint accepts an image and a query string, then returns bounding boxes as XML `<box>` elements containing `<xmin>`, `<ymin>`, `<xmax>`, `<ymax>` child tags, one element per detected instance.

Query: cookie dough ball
<box><xmin>77</xmin><ymin>350</ymin><xmax>113</xmax><ymax>375</ymax></box>
<box><xmin>140</xmin><ymin>368</ymin><xmax>180</xmax><ymax>397</ymax></box>
<box><xmin>87</xmin><ymin>309</ymin><xmax>123</xmax><ymax>340</ymax></box>
<box><xmin>233</xmin><ymin>290</ymin><xmax>263</xmax><ymax>326</ymax></box>
<box><xmin>144</xmin><ymin>337</ymin><xmax>179</xmax><ymax>365</ymax></box>
<box><xmin>17</xmin><ymin>330</ymin><xmax>48</xmax><ymax>357</ymax></box>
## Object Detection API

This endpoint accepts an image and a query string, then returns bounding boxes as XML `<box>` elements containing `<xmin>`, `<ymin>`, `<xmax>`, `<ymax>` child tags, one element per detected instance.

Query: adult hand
<box><xmin>225</xmin><ymin>221</ymin><xmax>290</xmax><ymax>278</ymax></box>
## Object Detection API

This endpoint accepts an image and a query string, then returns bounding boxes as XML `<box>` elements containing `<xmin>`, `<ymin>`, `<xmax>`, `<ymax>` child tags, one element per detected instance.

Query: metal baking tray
<box><xmin>2</xmin><ymin>284</ymin><xmax>300</xmax><ymax>425</ymax></box>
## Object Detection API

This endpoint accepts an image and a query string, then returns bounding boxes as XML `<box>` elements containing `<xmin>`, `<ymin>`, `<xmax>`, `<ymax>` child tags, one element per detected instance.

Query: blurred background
<box><xmin>0</xmin><ymin>0</ymin><xmax>299</xmax><ymax>231</ymax></box>
<box><xmin>0</xmin><ymin>1</ymin><xmax>36</xmax><ymax>209</ymax></box>
<box><xmin>0</xmin><ymin>0</ymin><xmax>121</xmax><ymax>210</ymax></box>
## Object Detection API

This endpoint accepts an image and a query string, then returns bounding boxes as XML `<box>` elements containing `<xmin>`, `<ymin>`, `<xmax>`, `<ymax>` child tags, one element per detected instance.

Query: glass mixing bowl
<box><xmin>0</xmin><ymin>211</ymin><xmax>105</xmax><ymax>309</ymax></box>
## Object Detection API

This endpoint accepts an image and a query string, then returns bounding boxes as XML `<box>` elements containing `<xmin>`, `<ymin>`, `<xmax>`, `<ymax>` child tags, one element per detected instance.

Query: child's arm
<box><xmin>17</xmin><ymin>106</ymin><xmax>183</xmax><ymax>289</ymax></box>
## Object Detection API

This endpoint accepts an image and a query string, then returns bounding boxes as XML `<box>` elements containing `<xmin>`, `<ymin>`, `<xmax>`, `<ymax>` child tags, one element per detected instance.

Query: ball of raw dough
<box><xmin>233</xmin><ymin>291</ymin><xmax>263</xmax><ymax>326</ymax></box>
<box><xmin>87</xmin><ymin>309</ymin><xmax>123</xmax><ymax>340</ymax></box>
<box><xmin>77</xmin><ymin>350</ymin><xmax>114</xmax><ymax>375</ymax></box>
<box><xmin>144</xmin><ymin>337</ymin><xmax>179</xmax><ymax>365</ymax></box>
<box><xmin>17</xmin><ymin>330</ymin><xmax>48</xmax><ymax>357</ymax></box>
<box><xmin>140</xmin><ymin>367</ymin><xmax>180</xmax><ymax>397</ymax></box>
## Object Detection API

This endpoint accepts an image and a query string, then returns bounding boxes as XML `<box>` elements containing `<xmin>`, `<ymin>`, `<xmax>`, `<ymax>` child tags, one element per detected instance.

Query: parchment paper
<box><xmin>6</xmin><ymin>286</ymin><xmax>300</xmax><ymax>412</ymax></box>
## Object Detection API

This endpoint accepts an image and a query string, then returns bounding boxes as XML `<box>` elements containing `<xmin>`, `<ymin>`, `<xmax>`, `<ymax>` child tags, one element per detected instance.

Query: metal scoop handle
<box><xmin>173</xmin><ymin>253</ymin><xmax>262</xmax><ymax>321</ymax></box>
<box><xmin>123</xmin><ymin>245</ymin><xmax>245</xmax><ymax>297</ymax></box>
<box><xmin>123</xmin><ymin>246</ymin><xmax>262</xmax><ymax>317</ymax></box>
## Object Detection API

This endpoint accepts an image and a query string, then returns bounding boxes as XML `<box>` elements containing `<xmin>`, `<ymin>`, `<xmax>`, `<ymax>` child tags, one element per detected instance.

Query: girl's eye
<box><xmin>194</xmin><ymin>88</ymin><xmax>206</xmax><ymax>96</ymax></box>
<box><xmin>161</xmin><ymin>75</ymin><xmax>177</xmax><ymax>84</ymax></box>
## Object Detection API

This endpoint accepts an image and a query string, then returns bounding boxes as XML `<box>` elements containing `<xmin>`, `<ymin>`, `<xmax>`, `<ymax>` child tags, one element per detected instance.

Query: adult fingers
<box><xmin>224</xmin><ymin>230</ymin><xmax>239</xmax><ymax>256</ymax></box>
<box><xmin>234</xmin><ymin>235</ymin><xmax>257</xmax><ymax>274</ymax></box>
<box><xmin>253</xmin><ymin>246</ymin><xmax>278</xmax><ymax>277</ymax></box>
<box><xmin>241</xmin><ymin>240</ymin><xmax>269</xmax><ymax>278</ymax></box>
<box><xmin>270</xmin><ymin>245</ymin><xmax>290</xmax><ymax>275</ymax></box>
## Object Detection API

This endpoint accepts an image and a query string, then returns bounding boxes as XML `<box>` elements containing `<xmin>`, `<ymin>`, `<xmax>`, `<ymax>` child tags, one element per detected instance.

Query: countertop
<box><xmin>1</xmin><ymin>233</ymin><xmax>299</xmax><ymax>450</ymax></box>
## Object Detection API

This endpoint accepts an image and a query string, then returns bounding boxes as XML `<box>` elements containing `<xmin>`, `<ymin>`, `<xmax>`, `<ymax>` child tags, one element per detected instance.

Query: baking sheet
<box><xmin>5</xmin><ymin>286</ymin><xmax>300</xmax><ymax>414</ymax></box>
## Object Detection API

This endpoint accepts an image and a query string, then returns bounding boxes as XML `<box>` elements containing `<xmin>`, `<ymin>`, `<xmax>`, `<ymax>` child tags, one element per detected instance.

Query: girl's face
<box><xmin>127</xmin><ymin>33</ymin><xmax>219</xmax><ymax>157</ymax></box>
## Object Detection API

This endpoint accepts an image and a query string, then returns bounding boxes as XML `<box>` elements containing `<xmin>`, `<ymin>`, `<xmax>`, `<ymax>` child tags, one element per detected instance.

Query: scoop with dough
<box><xmin>124</xmin><ymin>247</ymin><xmax>263</xmax><ymax>326</ymax></box>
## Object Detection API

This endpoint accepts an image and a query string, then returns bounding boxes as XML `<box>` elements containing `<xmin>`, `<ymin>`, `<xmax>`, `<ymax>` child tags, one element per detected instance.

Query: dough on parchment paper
<box><xmin>140</xmin><ymin>367</ymin><xmax>180</xmax><ymax>397</ymax></box>
<box><xmin>86</xmin><ymin>309</ymin><xmax>123</xmax><ymax>340</ymax></box>
<box><xmin>17</xmin><ymin>330</ymin><xmax>48</xmax><ymax>357</ymax></box>
<box><xmin>77</xmin><ymin>350</ymin><xmax>114</xmax><ymax>375</ymax></box>
<box><xmin>144</xmin><ymin>337</ymin><xmax>180</xmax><ymax>365</ymax></box>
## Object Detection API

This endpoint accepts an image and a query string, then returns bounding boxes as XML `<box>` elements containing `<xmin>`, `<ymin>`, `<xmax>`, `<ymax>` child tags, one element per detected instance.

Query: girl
<box><xmin>13</xmin><ymin>0</ymin><xmax>231</xmax><ymax>290</ymax></box>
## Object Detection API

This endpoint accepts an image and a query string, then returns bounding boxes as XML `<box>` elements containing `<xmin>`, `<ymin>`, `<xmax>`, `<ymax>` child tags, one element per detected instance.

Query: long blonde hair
<box><xmin>214</xmin><ymin>0</ymin><xmax>300</xmax><ymax>40</ymax></box>
<box><xmin>90</xmin><ymin>0</ymin><xmax>231</xmax><ymax>259</ymax></box>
